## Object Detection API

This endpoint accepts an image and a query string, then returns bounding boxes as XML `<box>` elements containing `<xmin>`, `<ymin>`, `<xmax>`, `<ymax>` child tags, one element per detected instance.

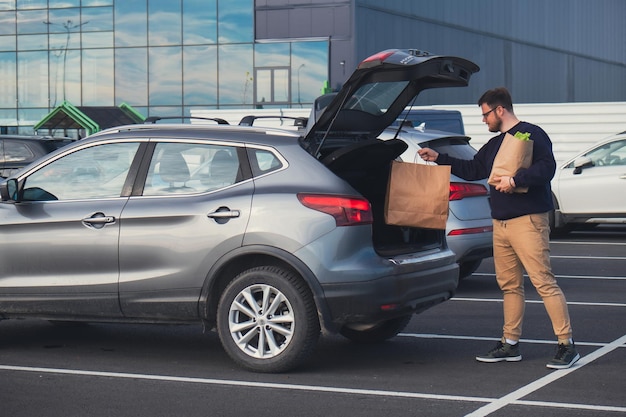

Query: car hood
<box><xmin>302</xmin><ymin>49</ymin><xmax>479</xmax><ymax>161</ymax></box>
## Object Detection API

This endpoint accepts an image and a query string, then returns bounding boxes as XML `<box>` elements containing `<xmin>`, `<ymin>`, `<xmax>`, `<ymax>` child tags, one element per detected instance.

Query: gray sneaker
<box><xmin>546</xmin><ymin>342</ymin><xmax>580</xmax><ymax>369</ymax></box>
<box><xmin>476</xmin><ymin>341</ymin><xmax>522</xmax><ymax>363</ymax></box>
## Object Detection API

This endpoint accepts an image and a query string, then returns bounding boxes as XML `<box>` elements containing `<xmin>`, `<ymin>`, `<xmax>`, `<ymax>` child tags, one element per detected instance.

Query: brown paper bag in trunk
<box><xmin>384</xmin><ymin>161</ymin><xmax>450</xmax><ymax>229</ymax></box>
<box><xmin>488</xmin><ymin>133</ymin><xmax>534</xmax><ymax>193</ymax></box>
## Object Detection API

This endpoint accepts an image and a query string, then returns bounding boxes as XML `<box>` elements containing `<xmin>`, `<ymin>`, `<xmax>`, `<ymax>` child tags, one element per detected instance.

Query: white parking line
<box><xmin>1</xmin><ymin>334</ymin><xmax>624</xmax><ymax>415</ymax></box>
<box><xmin>464</xmin><ymin>334</ymin><xmax>626</xmax><ymax>417</ymax></box>
<box><xmin>473</xmin><ymin>272</ymin><xmax>626</xmax><ymax>281</ymax></box>
<box><xmin>551</xmin><ymin>255</ymin><xmax>626</xmax><ymax>260</ymax></box>
<box><xmin>451</xmin><ymin>297</ymin><xmax>626</xmax><ymax>308</ymax></box>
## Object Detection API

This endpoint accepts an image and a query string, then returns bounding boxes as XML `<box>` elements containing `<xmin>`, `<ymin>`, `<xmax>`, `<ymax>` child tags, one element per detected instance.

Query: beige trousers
<box><xmin>492</xmin><ymin>212</ymin><xmax>573</xmax><ymax>342</ymax></box>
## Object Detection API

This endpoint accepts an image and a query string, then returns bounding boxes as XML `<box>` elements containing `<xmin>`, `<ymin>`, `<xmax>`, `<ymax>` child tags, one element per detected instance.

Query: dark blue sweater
<box><xmin>436</xmin><ymin>121</ymin><xmax>556</xmax><ymax>220</ymax></box>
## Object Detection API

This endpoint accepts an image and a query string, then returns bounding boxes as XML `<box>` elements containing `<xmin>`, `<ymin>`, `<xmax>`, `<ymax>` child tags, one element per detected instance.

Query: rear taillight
<box><xmin>448</xmin><ymin>226</ymin><xmax>493</xmax><ymax>236</ymax></box>
<box><xmin>297</xmin><ymin>193</ymin><xmax>373</xmax><ymax>226</ymax></box>
<box><xmin>449</xmin><ymin>182</ymin><xmax>488</xmax><ymax>201</ymax></box>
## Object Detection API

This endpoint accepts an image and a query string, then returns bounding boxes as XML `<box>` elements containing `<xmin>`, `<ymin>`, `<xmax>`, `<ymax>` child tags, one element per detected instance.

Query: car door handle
<box><xmin>82</xmin><ymin>213</ymin><xmax>116</xmax><ymax>229</ymax></box>
<box><xmin>207</xmin><ymin>210</ymin><xmax>241</xmax><ymax>219</ymax></box>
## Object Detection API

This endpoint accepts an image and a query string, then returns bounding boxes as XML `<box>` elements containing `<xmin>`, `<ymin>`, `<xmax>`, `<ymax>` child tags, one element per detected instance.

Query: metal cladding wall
<box><xmin>354</xmin><ymin>0</ymin><xmax>626</xmax><ymax>105</ymax></box>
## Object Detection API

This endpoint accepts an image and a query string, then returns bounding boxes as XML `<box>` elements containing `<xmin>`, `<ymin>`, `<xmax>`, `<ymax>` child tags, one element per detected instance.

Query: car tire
<box><xmin>339</xmin><ymin>314</ymin><xmax>412</xmax><ymax>343</ymax></box>
<box><xmin>216</xmin><ymin>266</ymin><xmax>320</xmax><ymax>373</ymax></box>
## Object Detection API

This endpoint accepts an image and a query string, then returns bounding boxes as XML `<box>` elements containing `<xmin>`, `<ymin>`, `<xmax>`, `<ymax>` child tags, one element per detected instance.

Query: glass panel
<box><xmin>255</xmin><ymin>69</ymin><xmax>271</xmax><ymax>105</ymax></box>
<box><xmin>18</xmin><ymin>108</ymin><xmax>47</xmax><ymax>132</ymax></box>
<box><xmin>82</xmin><ymin>48</ymin><xmax>113</xmax><ymax>105</ymax></box>
<box><xmin>0</xmin><ymin>35</ymin><xmax>16</xmax><ymax>51</ymax></box>
<box><xmin>218</xmin><ymin>44</ymin><xmax>253</xmax><ymax>105</ymax></box>
<box><xmin>143</xmin><ymin>142</ymin><xmax>241</xmax><ymax>196</ymax></box>
<box><xmin>217</xmin><ymin>0</ymin><xmax>252</xmax><ymax>43</ymax></box>
<box><xmin>22</xmin><ymin>142</ymin><xmax>140</xmax><ymax>201</ymax></box>
<box><xmin>17</xmin><ymin>51</ymin><xmax>48</xmax><ymax>107</ymax></box>
<box><xmin>81</xmin><ymin>31</ymin><xmax>112</xmax><ymax>49</ymax></box>
<box><xmin>148</xmin><ymin>0</ymin><xmax>181</xmax><ymax>46</ymax></box>
<box><xmin>16</xmin><ymin>0</ymin><xmax>46</xmax><ymax>9</ymax></box>
<box><xmin>183</xmin><ymin>45</ymin><xmax>217</xmax><ymax>105</ymax></box>
<box><xmin>0</xmin><ymin>52</ymin><xmax>16</xmax><ymax>108</ymax></box>
<box><xmin>46</xmin><ymin>9</ymin><xmax>84</xmax><ymax>35</ymax></box>
<box><xmin>273</xmin><ymin>68</ymin><xmax>289</xmax><ymax>103</ymax></box>
<box><xmin>17</xmin><ymin>10</ymin><xmax>47</xmax><ymax>34</ymax></box>
<box><xmin>49</xmin><ymin>0</ymin><xmax>80</xmax><ymax>7</ymax></box>
<box><xmin>0</xmin><ymin>109</ymin><xmax>17</xmax><ymax>126</ymax></box>
<box><xmin>115</xmin><ymin>47</ymin><xmax>147</xmax><ymax>107</ymax></box>
<box><xmin>291</xmin><ymin>41</ymin><xmax>329</xmax><ymax>106</ymax></box>
<box><xmin>114</xmin><ymin>1</ymin><xmax>147</xmax><ymax>47</ymax></box>
<box><xmin>0</xmin><ymin>11</ymin><xmax>16</xmax><ymax>35</ymax></box>
<box><xmin>0</xmin><ymin>1</ymin><xmax>15</xmax><ymax>11</ymax></box>
<box><xmin>80</xmin><ymin>6</ymin><xmax>113</xmax><ymax>32</ymax></box>
<box><xmin>149</xmin><ymin>46</ymin><xmax>182</xmax><ymax>105</ymax></box>
<box><xmin>17</xmin><ymin>34</ymin><xmax>46</xmax><ymax>50</ymax></box>
<box><xmin>248</xmin><ymin>148</ymin><xmax>282</xmax><ymax>177</ymax></box>
<box><xmin>254</xmin><ymin>43</ymin><xmax>289</xmax><ymax>67</ymax></box>
<box><xmin>183</xmin><ymin>0</ymin><xmax>216</xmax><ymax>44</ymax></box>
<box><xmin>82</xmin><ymin>0</ymin><xmax>113</xmax><ymax>6</ymax></box>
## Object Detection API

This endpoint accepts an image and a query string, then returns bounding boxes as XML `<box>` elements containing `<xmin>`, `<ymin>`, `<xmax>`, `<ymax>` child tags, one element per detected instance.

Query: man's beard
<box><xmin>489</xmin><ymin>116</ymin><xmax>502</xmax><ymax>133</ymax></box>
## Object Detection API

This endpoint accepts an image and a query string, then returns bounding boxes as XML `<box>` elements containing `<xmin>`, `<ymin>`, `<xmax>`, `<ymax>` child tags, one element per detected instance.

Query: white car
<box><xmin>550</xmin><ymin>131</ymin><xmax>626</xmax><ymax>234</ymax></box>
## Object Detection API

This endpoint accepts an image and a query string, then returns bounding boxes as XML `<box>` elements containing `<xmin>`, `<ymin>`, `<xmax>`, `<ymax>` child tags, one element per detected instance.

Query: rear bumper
<box><xmin>321</xmin><ymin>261</ymin><xmax>458</xmax><ymax>330</ymax></box>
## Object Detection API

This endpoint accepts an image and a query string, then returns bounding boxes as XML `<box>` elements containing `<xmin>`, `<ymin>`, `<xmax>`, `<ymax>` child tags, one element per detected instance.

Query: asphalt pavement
<box><xmin>1</xmin><ymin>225</ymin><xmax>625</xmax><ymax>417</ymax></box>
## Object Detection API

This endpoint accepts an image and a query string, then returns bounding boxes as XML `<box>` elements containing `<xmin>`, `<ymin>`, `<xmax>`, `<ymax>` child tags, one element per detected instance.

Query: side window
<box><xmin>2</xmin><ymin>140</ymin><xmax>35</xmax><ymax>163</ymax></box>
<box><xmin>21</xmin><ymin>142</ymin><xmax>140</xmax><ymax>201</ymax></box>
<box><xmin>248</xmin><ymin>148</ymin><xmax>283</xmax><ymax>177</ymax></box>
<box><xmin>585</xmin><ymin>139</ymin><xmax>626</xmax><ymax>166</ymax></box>
<box><xmin>143</xmin><ymin>142</ymin><xmax>242</xmax><ymax>196</ymax></box>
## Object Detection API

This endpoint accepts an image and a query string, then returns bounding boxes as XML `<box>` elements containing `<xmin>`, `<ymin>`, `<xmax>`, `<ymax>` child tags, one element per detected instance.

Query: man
<box><xmin>418</xmin><ymin>87</ymin><xmax>580</xmax><ymax>369</ymax></box>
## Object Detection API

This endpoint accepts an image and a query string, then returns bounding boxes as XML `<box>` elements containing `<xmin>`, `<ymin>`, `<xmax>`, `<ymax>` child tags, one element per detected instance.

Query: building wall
<box><xmin>354</xmin><ymin>0</ymin><xmax>626</xmax><ymax>105</ymax></box>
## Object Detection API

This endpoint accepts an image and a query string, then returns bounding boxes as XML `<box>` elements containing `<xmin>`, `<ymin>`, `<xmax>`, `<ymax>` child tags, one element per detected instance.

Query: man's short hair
<box><xmin>478</xmin><ymin>87</ymin><xmax>513</xmax><ymax>112</ymax></box>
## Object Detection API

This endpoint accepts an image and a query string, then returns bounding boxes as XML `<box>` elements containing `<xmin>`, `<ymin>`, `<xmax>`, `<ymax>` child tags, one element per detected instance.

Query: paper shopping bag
<box><xmin>488</xmin><ymin>133</ymin><xmax>534</xmax><ymax>193</ymax></box>
<box><xmin>384</xmin><ymin>161</ymin><xmax>450</xmax><ymax>230</ymax></box>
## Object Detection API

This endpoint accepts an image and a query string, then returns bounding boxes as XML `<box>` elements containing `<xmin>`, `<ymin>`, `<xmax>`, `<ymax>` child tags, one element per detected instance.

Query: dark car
<box><xmin>0</xmin><ymin>135</ymin><xmax>75</xmax><ymax>178</ymax></box>
<box><xmin>0</xmin><ymin>49</ymin><xmax>479</xmax><ymax>373</ymax></box>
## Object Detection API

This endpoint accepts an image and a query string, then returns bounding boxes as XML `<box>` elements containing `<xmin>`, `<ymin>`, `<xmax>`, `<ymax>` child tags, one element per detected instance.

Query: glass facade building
<box><xmin>0</xmin><ymin>0</ymin><xmax>329</xmax><ymax>134</ymax></box>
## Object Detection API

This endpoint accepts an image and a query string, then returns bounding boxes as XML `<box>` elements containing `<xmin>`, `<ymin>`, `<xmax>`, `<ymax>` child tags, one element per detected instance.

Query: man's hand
<box><xmin>494</xmin><ymin>175</ymin><xmax>516</xmax><ymax>193</ymax></box>
<box><xmin>418</xmin><ymin>148</ymin><xmax>439</xmax><ymax>162</ymax></box>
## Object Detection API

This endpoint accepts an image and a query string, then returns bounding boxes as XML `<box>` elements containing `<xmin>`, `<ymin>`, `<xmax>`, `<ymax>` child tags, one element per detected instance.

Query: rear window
<box><xmin>419</xmin><ymin>137</ymin><xmax>477</xmax><ymax>159</ymax></box>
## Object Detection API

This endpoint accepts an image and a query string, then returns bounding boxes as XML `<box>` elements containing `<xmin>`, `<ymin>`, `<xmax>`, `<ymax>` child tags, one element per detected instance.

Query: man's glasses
<box><xmin>481</xmin><ymin>106</ymin><xmax>499</xmax><ymax>118</ymax></box>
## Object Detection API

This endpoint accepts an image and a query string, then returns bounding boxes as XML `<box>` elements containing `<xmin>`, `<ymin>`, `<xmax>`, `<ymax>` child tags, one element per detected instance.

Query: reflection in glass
<box><xmin>183</xmin><ymin>0</ymin><xmax>217</xmax><ymax>45</ymax></box>
<box><xmin>0</xmin><ymin>52</ymin><xmax>17</xmax><ymax>108</ymax></box>
<box><xmin>149</xmin><ymin>47</ymin><xmax>182</xmax><ymax>106</ymax></box>
<box><xmin>183</xmin><ymin>45</ymin><xmax>217</xmax><ymax>105</ymax></box>
<box><xmin>81</xmin><ymin>31</ymin><xmax>112</xmax><ymax>49</ymax></box>
<box><xmin>115</xmin><ymin>47</ymin><xmax>147</xmax><ymax>107</ymax></box>
<box><xmin>80</xmin><ymin>6</ymin><xmax>113</xmax><ymax>32</ymax></box>
<box><xmin>17</xmin><ymin>0</ymin><xmax>46</xmax><ymax>10</ymax></box>
<box><xmin>115</xmin><ymin>1</ymin><xmax>147</xmax><ymax>47</ymax></box>
<box><xmin>82</xmin><ymin>48</ymin><xmax>113</xmax><ymax>105</ymax></box>
<box><xmin>17</xmin><ymin>34</ymin><xmax>47</xmax><ymax>50</ymax></box>
<box><xmin>49</xmin><ymin>0</ymin><xmax>80</xmax><ymax>7</ymax></box>
<box><xmin>218</xmin><ymin>0</ymin><xmax>252</xmax><ymax>44</ymax></box>
<box><xmin>0</xmin><ymin>35</ymin><xmax>16</xmax><ymax>52</ymax></box>
<box><xmin>148</xmin><ymin>0</ymin><xmax>181</xmax><ymax>46</ymax></box>
<box><xmin>291</xmin><ymin>41</ymin><xmax>329</xmax><ymax>105</ymax></box>
<box><xmin>17</xmin><ymin>10</ymin><xmax>47</xmax><ymax>34</ymax></box>
<box><xmin>254</xmin><ymin>43</ymin><xmax>289</xmax><ymax>67</ymax></box>
<box><xmin>17</xmin><ymin>51</ymin><xmax>48</xmax><ymax>107</ymax></box>
<box><xmin>218</xmin><ymin>44</ymin><xmax>253</xmax><ymax>105</ymax></box>
<box><xmin>0</xmin><ymin>12</ymin><xmax>16</xmax><ymax>35</ymax></box>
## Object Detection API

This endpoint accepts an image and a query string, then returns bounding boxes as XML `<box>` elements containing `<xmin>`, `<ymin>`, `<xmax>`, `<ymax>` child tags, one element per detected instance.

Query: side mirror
<box><xmin>0</xmin><ymin>178</ymin><xmax>18</xmax><ymax>202</ymax></box>
<box><xmin>573</xmin><ymin>156</ymin><xmax>593</xmax><ymax>175</ymax></box>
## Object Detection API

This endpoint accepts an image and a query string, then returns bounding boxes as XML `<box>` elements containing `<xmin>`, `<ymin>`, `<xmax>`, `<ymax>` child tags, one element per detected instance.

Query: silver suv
<box><xmin>0</xmin><ymin>49</ymin><xmax>479</xmax><ymax>372</ymax></box>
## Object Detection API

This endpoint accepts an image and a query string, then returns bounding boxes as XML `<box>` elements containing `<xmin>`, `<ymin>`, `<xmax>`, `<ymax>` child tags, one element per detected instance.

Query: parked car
<box><xmin>0</xmin><ymin>49</ymin><xmax>479</xmax><ymax>372</ymax></box>
<box><xmin>0</xmin><ymin>135</ymin><xmax>75</xmax><ymax>178</ymax></box>
<box><xmin>309</xmin><ymin>97</ymin><xmax>493</xmax><ymax>278</ymax></box>
<box><xmin>378</xmin><ymin>126</ymin><xmax>493</xmax><ymax>278</ymax></box>
<box><xmin>550</xmin><ymin>131</ymin><xmax>626</xmax><ymax>234</ymax></box>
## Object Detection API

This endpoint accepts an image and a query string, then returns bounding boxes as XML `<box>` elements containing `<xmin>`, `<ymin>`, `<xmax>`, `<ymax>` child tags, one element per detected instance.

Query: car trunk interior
<box><xmin>318</xmin><ymin>137</ymin><xmax>444</xmax><ymax>256</ymax></box>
